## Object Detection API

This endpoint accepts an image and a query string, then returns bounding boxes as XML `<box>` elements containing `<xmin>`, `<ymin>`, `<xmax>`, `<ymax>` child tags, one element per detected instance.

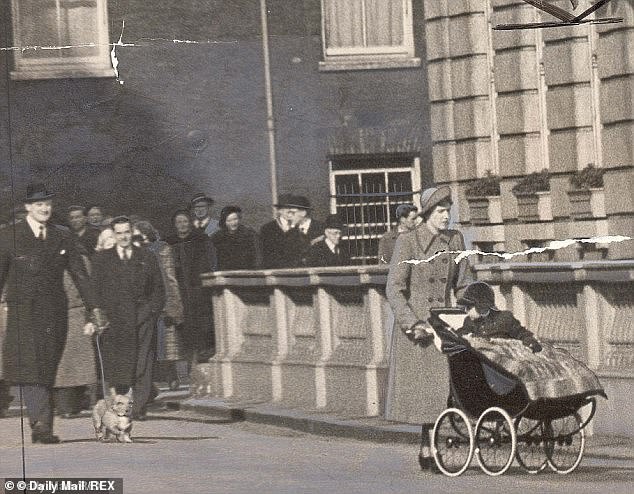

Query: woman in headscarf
<box><xmin>166</xmin><ymin>210</ymin><xmax>217</xmax><ymax>364</ymax></box>
<box><xmin>210</xmin><ymin>206</ymin><xmax>261</xmax><ymax>271</ymax></box>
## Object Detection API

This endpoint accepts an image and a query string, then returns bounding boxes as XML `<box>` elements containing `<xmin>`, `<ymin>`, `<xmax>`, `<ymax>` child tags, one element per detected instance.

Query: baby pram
<box><xmin>426</xmin><ymin>308</ymin><xmax>607</xmax><ymax>477</ymax></box>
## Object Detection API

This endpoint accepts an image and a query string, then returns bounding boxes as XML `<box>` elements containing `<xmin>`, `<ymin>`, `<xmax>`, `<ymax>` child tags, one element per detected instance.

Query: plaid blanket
<box><xmin>465</xmin><ymin>336</ymin><xmax>605</xmax><ymax>401</ymax></box>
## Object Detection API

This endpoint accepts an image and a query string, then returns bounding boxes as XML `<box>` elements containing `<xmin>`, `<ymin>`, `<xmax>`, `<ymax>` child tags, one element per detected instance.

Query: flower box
<box><xmin>465</xmin><ymin>172</ymin><xmax>502</xmax><ymax>225</ymax></box>
<box><xmin>516</xmin><ymin>193</ymin><xmax>539</xmax><ymax>222</ymax></box>
<box><xmin>467</xmin><ymin>196</ymin><xmax>502</xmax><ymax>225</ymax></box>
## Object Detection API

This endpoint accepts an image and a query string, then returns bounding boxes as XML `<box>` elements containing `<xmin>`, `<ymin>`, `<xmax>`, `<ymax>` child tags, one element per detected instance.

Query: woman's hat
<box><xmin>25</xmin><ymin>183</ymin><xmax>55</xmax><ymax>203</ymax></box>
<box><xmin>419</xmin><ymin>186</ymin><xmax>452</xmax><ymax>216</ymax></box>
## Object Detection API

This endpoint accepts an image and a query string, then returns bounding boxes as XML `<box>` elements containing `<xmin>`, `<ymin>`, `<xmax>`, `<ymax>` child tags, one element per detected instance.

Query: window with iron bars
<box><xmin>329</xmin><ymin>154</ymin><xmax>421</xmax><ymax>265</ymax></box>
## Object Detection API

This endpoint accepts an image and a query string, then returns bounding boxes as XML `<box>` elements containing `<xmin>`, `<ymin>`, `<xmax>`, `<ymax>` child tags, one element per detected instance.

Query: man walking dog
<box><xmin>0</xmin><ymin>184</ymin><xmax>100</xmax><ymax>443</ymax></box>
<box><xmin>91</xmin><ymin>216</ymin><xmax>165</xmax><ymax>420</ymax></box>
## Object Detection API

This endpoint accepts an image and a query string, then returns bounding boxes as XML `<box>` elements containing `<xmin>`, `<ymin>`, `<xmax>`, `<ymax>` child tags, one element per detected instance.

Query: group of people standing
<box><xmin>0</xmin><ymin>185</ymin><xmax>352</xmax><ymax>443</ymax></box>
<box><xmin>0</xmin><ymin>179</ymin><xmax>474</xmax><ymax>460</ymax></box>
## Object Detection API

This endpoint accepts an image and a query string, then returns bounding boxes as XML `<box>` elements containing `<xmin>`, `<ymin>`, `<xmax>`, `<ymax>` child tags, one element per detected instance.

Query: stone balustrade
<box><xmin>195</xmin><ymin>261</ymin><xmax>634</xmax><ymax>436</ymax></box>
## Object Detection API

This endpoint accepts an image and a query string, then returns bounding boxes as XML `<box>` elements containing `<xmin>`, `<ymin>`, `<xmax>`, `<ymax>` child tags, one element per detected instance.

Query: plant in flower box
<box><xmin>465</xmin><ymin>171</ymin><xmax>501</xmax><ymax>225</ymax></box>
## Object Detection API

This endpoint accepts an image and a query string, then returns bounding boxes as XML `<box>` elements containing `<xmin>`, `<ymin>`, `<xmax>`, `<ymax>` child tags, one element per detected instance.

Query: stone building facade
<box><xmin>422</xmin><ymin>0</ymin><xmax>633</xmax><ymax>260</ymax></box>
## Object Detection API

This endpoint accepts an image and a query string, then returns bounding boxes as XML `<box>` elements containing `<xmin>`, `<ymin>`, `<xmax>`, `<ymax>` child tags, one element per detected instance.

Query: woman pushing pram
<box><xmin>422</xmin><ymin>281</ymin><xmax>606</xmax><ymax>476</ymax></box>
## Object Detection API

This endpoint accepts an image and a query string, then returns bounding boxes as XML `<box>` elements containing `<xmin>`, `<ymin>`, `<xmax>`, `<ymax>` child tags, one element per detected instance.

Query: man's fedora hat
<box><xmin>287</xmin><ymin>195</ymin><xmax>312</xmax><ymax>210</ymax></box>
<box><xmin>324</xmin><ymin>214</ymin><xmax>345</xmax><ymax>231</ymax></box>
<box><xmin>419</xmin><ymin>186</ymin><xmax>452</xmax><ymax>216</ymax></box>
<box><xmin>273</xmin><ymin>193</ymin><xmax>296</xmax><ymax>208</ymax></box>
<box><xmin>190</xmin><ymin>193</ymin><xmax>214</xmax><ymax>206</ymax></box>
<box><xmin>25</xmin><ymin>183</ymin><xmax>55</xmax><ymax>203</ymax></box>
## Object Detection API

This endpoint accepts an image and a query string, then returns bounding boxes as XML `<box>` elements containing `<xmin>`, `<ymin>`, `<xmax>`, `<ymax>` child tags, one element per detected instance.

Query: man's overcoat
<box><xmin>385</xmin><ymin>226</ymin><xmax>473</xmax><ymax>423</ymax></box>
<box><xmin>0</xmin><ymin>222</ymin><xmax>95</xmax><ymax>385</ymax></box>
<box><xmin>91</xmin><ymin>246</ymin><xmax>165</xmax><ymax>385</ymax></box>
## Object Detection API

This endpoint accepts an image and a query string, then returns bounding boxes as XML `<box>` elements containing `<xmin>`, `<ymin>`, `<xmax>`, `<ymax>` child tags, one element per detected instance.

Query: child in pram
<box><xmin>426</xmin><ymin>283</ymin><xmax>605</xmax><ymax>476</ymax></box>
<box><xmin>455</xmin><ymin>281</ymin><xmax>542</xmax><ymax>353</ymax></box>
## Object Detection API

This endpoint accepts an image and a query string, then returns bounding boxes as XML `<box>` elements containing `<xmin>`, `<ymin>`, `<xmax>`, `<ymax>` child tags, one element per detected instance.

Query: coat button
<box><xmin>428</xmin><ymin>297</ymin><xmax>434</xmax><ymax>303</ymax></box>
<box><xmin>442</xmin><ymin>258</ymin><xmax>449</xmax><ymax>264</ymax></box>
<box><xmin>429</xmin><ymin>277</ymin><xmax>435</xmax><ymax>283</ymax></box>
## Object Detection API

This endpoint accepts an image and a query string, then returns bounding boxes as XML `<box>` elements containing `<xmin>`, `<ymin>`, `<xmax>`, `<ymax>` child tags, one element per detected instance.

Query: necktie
<box><xmin>38</xmin><ymin>225</ymin><xmax>45</xmax><ymax>241</ymax></box>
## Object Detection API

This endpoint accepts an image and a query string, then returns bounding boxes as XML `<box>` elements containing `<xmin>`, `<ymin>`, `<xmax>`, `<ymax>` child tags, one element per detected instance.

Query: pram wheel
<box><xmin>514</xmin><ymin>417</ymin><xmax>548</xmax><ymax>474</ymax></box>
<box><xmin>475</xmin><ymin>407</ymin><xmax>516</xmax><ymax>476</ymax></box>
<box><xmin>432</xmin><ymin>408</ymin><xmax>474</xmax><ymax>477</ymax></box>
<box><xmin>544</xmin><ymin>412</ymin><xmax>585</xmax><ymax>474</ymax></box>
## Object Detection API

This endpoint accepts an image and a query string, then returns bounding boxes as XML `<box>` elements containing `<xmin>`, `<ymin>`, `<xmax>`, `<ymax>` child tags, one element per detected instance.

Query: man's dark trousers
<box><xmin>22</xmin><ymin>385</ymin><xmax>54</xmax><ymax>431</ymax></box>
<box><xmin>133</xmin><ymin>316</ymin><xmax>158</xmax><ymax>417</ymax></box>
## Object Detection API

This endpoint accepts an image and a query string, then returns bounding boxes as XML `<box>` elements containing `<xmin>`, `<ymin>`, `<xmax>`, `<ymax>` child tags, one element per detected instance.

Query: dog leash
<box><xmin>95</xmin><ymin>333</ymin><xmax>108</xmax><ymax>400</ymax></box>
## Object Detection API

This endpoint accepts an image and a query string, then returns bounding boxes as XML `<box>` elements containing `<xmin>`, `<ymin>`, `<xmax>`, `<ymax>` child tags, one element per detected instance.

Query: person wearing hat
<box><xmin>377</xmin><ymin>204</ymin><xmax>420</xmax><ymax>264</ymax></box>
<box><xmin>304</xmin><ymin>214</ymin><xmax>350</xmax><ymax>267</ymax></box>
<box><xmin>456</xmin><ymin>282</ymin><xmax>542</xmax><ymax>352</ymax></box>
<box><xmin>190</xmin><ymin>193</ymin><xmax>219</xmax><ymax>237</ymax></box>
<box><xmin>66</xmin><ymin>205</ymin><xmax>101</xmax><ymax>256</ymax></box>
<box><xmin>0</xmin><ymin>183</ymin><xmax>100</xmax><ymax>443</ymax></box>
<box><xmin>90</xmin><ymin>216</ymin><xmax>166</xmax><ymax>420</ymax></box>
<box><xmin>259</xmin><ymin>193</ymin><xmax>306</xmax><ymax>269</ymax></box>
<box><xmin>385</xmin><ymin>185</ymin><xmax>474</xmax><ymax>470</ymax></box>
<box><xmin>211</xmin><ymin>205</ymin><xmax>262</xmax><ymax>271</ymax></box>
<box><xmin>288</xmin><ymin>195</ymin><xmax>324</xmax><ymax>245</ymax></box>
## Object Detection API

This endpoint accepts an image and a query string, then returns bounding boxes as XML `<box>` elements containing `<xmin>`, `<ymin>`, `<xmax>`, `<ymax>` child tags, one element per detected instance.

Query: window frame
<box><xmin>328</xmin><ymin>154</ymin><xmax>421</xmax><ymax>264</ymax></box>
<box><xmin>10</xmin><ymin>0</ymin><xmax>113</xmax><ymax>80</ymax></box>
<box><xmin>319</xmin><ymin>0</ymin><xmax>420</xmax><ymax>71</ymax></box>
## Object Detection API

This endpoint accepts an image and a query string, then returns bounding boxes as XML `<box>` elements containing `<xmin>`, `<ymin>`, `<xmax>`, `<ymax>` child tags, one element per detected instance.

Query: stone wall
<box><xmin>195</xmin><ymin>261</ymin><xmax>634</xmax><ymax>436</ymax></box>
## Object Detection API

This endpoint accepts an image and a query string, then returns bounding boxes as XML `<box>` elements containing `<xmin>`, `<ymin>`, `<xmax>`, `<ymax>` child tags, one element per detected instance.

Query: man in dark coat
<box><xmin>91</xmin><ymin>216</ymin><xmax>165</xmax><ymax>419</ymax></box>
<box><xmin>259</xmin><ymin>194</ymin><xmax>305</xmax><ymax>269</ymax></box>
<box><xmin>67</xmin><ymin>205</ymin><xmax>100</xmax><ymax>256</ymax></box>
<box><xmin>291</xmin><ymin>195</ymin><xmax>324</xmax><ymax>255</ymax></box>
<box><xmin>0</xmin><ymin>184</ymin><xmax>98</xmax><ymax>443</ymax></box>
<box><xmin>190</xmin><ymin>193</ymin><xmax>219</xmax><ymax>237</ymax></box>
<box><xmin>304</xmin><ymin>214</ymin><xmax>350</xmax><ymax>267</ymax></box>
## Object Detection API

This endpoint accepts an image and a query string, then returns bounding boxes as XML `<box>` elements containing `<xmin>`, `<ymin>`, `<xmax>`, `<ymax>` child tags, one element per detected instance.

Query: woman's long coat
<box><xmin>148</xmin><ymin>241</ymin><xmax>185</xmax><ymax>361</ymax></box>
<box><xmin>167</xmin><ymin>231</ymin><xmax>216</xmax><ymax>356</ymax></box>
<box><xmin>54</xmin><ymin>265</ymin><xmax>98</xmax><ymax>388</ymax></box>
<box><xmin>385</xmin><ymin>226</ymin><xmax>473</xmax><ymax>423</ymax></box>
<box><xmin>91</xmin><ymin>246</ymin><xmax>165</xmax><ymax>385</ymax></box>
<box><xmin>0</xmin><ymin>222</ymin><xmax>95</xmax><ymax>386</ymax></box>
<box><xmin>211</xmin><ymin>225</ymin><xmax>261</xmax><ymax>271</ymax></box>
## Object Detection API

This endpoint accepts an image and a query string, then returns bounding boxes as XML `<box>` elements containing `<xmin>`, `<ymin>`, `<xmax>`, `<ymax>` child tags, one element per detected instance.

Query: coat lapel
<box><xmin>414</xmin><ymin>224</ymin><xmax>437</xmax><ymax>254</ymax></box>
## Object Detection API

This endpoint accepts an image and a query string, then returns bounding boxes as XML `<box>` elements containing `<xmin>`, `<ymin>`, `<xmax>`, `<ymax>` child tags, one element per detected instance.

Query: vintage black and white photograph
<box><xmin>0</xmin><ymin>1</ymin><xmax>632</xmax><ymax>493</ymax></box>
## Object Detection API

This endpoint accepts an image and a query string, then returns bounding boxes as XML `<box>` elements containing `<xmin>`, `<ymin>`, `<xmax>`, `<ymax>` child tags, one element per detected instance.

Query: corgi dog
<box><xmin>92</xmin><ymin>389</ymin><xmax>133</xmax><ymax>443</ymax></box>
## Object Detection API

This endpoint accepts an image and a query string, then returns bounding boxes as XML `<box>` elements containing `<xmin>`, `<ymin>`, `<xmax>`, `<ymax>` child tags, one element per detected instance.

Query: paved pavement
<box><xmin>0</xmin><ymin>390</ymin><xmax>632</xmax><ymax>494</ymax></box>
<box><xmin>175</xmin><ymin>395</ymin><xmax>634</xmax><ymax>461</ymax></box>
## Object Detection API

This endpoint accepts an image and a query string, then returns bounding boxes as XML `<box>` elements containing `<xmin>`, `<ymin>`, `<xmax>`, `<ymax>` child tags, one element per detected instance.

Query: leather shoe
<box><xmin>418</xmin><ymin>455</ymin><xmax>441</xmax><ymax>474</ymax></box>
<box><xmin>32</xmin><ymin>430</ymin><xmax>60</xmax><ymax>444</ymax></box>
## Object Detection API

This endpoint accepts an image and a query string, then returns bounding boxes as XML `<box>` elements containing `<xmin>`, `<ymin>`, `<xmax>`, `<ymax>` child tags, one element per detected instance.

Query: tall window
<box><xmin>319</xmin><ymin>0</ymin><xmax>419</xmax><ymax>71</ymax></box>
<box><xmin>11</xmin><ymin>0</ymin><xmax>112</xmax><ymax>80</ymax></box>
<box><xmin>329</xmin><ymin>154</ymin><xmax>421</xmax><ymax>264</ymax></box>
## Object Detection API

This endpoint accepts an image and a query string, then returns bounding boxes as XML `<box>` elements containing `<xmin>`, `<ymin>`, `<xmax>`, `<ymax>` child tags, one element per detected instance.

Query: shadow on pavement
<box><xmin>61</xmin><ymin>435</ymin><xmax>220</xmax><ymax>444</ymax></box>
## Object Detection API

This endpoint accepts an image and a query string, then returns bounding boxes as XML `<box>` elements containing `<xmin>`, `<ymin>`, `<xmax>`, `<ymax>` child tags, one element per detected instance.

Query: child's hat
<box><xmin>458</xmin><ymin>281</ymin><xmax>495</xmax><ymax>309</ymax></box>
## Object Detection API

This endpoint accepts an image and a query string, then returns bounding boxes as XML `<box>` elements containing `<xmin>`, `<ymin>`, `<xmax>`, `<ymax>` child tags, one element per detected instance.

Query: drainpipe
<box><xmin>260</xmin><ymin>0</ymin><xmax>278</xmax><ymax>215</ymax></box>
